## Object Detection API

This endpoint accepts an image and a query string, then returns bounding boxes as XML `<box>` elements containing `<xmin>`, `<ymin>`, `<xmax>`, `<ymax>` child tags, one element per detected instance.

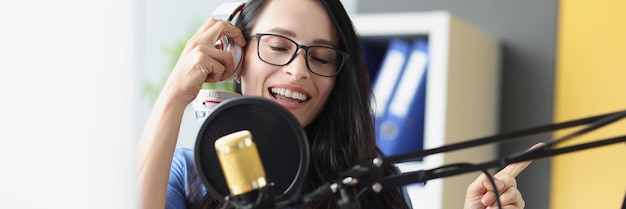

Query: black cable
<box><xmin>481</xmin><ymin>169</ymin><xmax>503</xmax><ymax>209</ymax></box>
<box><xmin>427</xmin><ymin>163</ymin><xmax>502</xmax><ymax>209</ymax></box>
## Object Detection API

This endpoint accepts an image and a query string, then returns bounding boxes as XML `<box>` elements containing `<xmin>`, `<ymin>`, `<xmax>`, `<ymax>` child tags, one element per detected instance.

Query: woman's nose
<box><xmin>282</xmin><ymin>51</ymin><xmax>311</xmax><ymax>80</ymax></box>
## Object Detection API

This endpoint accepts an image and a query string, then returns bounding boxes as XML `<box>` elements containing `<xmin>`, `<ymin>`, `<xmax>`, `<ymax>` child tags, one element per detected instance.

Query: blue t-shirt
<box><xmin>166</xmin><ymin>148</ymin><xmax>411</xmax><ymax>209</ymax></box>
<box><xmin>166</xmin><ymin>148</ymin><xmax>207</xmax><ymax>209</ymax></box>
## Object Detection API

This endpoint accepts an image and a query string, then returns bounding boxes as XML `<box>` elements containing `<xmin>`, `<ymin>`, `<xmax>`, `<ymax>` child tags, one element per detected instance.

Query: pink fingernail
<box><xmin>481</xmin><ymin>195</ymin><xmax>493</xmax><ymax>206</ymax></box>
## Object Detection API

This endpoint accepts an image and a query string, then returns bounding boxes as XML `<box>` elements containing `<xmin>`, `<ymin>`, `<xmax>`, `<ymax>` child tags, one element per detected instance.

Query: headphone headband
<box><xmin>212</xmin><ymin>2</ymin><xmax>246</xmax><ymax>22</ymax></box>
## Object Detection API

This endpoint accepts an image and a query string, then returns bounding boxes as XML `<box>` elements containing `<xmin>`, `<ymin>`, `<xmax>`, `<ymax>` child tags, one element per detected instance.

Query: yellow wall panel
<box><xmin>553</xmin><ymin>0</ymin><xmax>626</xmax><ymax>208</ymax></box>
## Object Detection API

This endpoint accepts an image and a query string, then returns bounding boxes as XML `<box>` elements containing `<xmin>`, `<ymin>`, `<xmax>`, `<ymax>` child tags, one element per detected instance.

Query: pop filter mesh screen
<box><xmin>194</xmin><ymin>96</ymin><xmax>309</xmax><ymax>202</ymax></box>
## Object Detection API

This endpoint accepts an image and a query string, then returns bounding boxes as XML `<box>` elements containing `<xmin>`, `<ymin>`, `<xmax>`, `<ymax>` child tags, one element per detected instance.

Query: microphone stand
<box><xmin>381</xmin><ymin>134</ymin><xmax>625</xmax><ymax>191</ymax></box>
<box><xmin>290</xmin><ymin>109</ymin><xmax>626</xmax><ymax>209</ymax></box>
<box><xmin>382</xmin><ymin>109</ymin><xmax>626</xmax><ymax>189</ymax></box>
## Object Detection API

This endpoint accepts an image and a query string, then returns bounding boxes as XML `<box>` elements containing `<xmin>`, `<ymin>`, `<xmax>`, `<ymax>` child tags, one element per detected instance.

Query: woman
<box><xmin>138</xmin><ymin>0</ymin><xmax>532</xmax><ymax>208</ymax></box>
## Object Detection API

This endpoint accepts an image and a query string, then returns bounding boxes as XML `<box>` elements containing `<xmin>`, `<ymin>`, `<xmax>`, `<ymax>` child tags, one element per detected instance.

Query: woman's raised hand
<box><xmin>161</xmin><ymin>18</ymin><xmax>247</xmax><ymax>104</ymax></box>
<box><xmin>464</xmin><ymin>143</ymin><xmax>545</xmax><ymax>209</ymax></box>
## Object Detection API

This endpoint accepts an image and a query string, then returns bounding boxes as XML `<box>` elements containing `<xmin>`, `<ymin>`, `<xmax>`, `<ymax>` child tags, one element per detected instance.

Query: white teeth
<box><xmin>271</xmin><ymin>87</ymin><xmax>308</xmax><ymax>101</ymax></box>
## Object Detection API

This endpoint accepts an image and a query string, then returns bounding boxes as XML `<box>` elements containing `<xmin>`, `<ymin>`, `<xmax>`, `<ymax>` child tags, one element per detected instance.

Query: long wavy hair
<box><xmin>233</xmin><ymin>0</ymin><xmax>411</xmax><ymax>208</ymax></box>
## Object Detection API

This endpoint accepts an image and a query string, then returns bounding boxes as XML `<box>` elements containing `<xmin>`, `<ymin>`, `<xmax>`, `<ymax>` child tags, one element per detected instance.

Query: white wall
<box><xmin>0</xmin><ymin>0</ymin><xmax>244</xmax><ymax>207</ymax></box>
<box><xmin>0</xmin><ymin>0</ymin><xmax>139</xmax><ymax>208</ymax></box>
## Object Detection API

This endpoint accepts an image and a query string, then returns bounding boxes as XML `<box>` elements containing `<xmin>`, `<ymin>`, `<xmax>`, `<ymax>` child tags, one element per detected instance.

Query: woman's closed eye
<box><xmin>311</xmin><ymin>55</ymin><xmax>330</xmax><ymax>64</ymax></box>
<box><xmin>268</xmin><ymin>44</ymin><xmax>290</xmax><ymax>52</ymax></box>
<box><xmin>309</xmin><ymin>49</ymin><xmax>335</xmax><ymax>65</ymax></box>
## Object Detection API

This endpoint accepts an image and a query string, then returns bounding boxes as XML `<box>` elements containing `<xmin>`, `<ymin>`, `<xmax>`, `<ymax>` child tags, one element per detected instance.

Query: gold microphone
<box><xmin>214</xmin><ymin>130</ymin><xmax>268</xmax><ymax>196</ymax></box>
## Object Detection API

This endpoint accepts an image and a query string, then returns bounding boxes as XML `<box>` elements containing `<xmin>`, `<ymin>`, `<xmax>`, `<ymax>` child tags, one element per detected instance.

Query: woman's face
<box><xmin>240</xmin><ymin>0</ymin><xmax>338</xmax><ymax>126</ymax></box>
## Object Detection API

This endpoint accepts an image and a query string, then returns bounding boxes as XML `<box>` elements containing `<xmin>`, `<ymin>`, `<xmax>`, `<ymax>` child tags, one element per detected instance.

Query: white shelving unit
<box><xmin>351</xmin><ymin>11</ymin><xmax>500</xmax><ymax>209</ymax></box>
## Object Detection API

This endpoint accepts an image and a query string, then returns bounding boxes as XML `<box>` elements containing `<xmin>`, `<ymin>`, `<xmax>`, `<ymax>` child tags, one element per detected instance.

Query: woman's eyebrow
<box><xmin>267</xmin><ymin>27</ymin><xmax>337</xmax><ymax>47</ymax></box>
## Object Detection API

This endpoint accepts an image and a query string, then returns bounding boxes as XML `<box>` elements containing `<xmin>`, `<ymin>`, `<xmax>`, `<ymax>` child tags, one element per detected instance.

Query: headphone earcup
<box><xmin>217</xmin><ymin>35</ymin><xmax>244</xmax><ymax>81</ymax></box>
<box><xmin>231</xmin><ymin>44</ymin><xmax>243</xmax><ymax>77</ymax></box>
<box><xmin>212</xmin><ymin>2</ymin><xmax>246</xmax><ymax>81</ymax></box>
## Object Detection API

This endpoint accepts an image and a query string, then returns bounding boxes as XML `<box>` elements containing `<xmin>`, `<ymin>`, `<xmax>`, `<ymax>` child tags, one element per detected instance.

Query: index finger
<box><xmin>221</xmin><ymin>24</ymin><xmax>247</xmax><ymax>47</ymax></box>
<box><xmin>495</xmin><ymin>142</ymin><xmax>546</xmax><ymax>177</ymax></box>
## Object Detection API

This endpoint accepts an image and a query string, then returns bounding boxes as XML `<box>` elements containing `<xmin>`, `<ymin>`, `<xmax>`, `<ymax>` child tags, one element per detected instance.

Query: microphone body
<box><xmin>215</xmin><ymin>130</ymin><xmax>275</xmax><ymax>209</ymax></box>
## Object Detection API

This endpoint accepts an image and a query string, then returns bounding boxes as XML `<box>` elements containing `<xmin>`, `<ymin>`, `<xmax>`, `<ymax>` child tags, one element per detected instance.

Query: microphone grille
<box><xmin>215</xmin><ymin>130</ymin><xmax>268</xmax><ymax>196</ymax></box>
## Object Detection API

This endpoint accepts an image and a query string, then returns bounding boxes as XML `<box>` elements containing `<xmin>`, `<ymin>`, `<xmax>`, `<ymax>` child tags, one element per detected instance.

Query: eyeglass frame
<box><xmin>248</xmin><ymin>33</ymin><xmax>350</xmax><ymax>77</ymax></box>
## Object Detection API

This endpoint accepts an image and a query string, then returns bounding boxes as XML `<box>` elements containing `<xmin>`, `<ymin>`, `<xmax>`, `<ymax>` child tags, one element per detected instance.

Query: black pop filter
<box><xmin>194</xmin><ymin>96</ymin><xmax>310</xmax><ymax>202</ymax></box>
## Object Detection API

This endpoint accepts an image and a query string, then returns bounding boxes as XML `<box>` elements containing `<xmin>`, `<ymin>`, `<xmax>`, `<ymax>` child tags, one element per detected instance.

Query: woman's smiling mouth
<box><xmin>270</xmin><ymin>87</ymin><xmax>309</xmax><ymax>103</ymax></box>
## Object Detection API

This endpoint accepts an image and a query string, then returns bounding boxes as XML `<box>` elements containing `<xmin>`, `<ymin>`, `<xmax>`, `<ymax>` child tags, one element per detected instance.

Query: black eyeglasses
<box><xmin>250</xmin><ymin>33</ymin><xmax>349</xmax><ymax>77</ymax></box>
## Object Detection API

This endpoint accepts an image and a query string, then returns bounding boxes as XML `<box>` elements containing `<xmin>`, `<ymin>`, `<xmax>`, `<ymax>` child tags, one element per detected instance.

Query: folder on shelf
<box><xmin>371</xmin><ymin>38</ymin><xmax>412</xmax><ymax>119</ymax></box>
<box><xmin>376</xmin><ymin>38</ymin><xmax>429</xmax><ymax>156</ymax></box>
